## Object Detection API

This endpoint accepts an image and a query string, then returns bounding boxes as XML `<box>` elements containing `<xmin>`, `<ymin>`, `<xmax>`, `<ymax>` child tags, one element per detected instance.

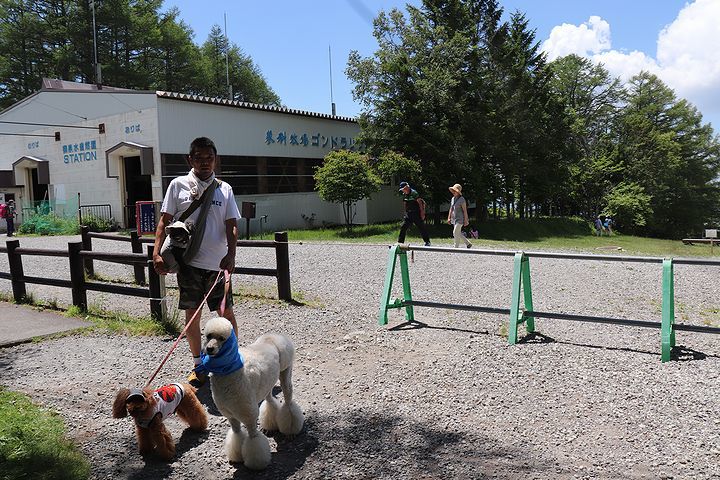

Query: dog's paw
<box><xmin>277</xmin><ymin>400</ymin><xmax>304</xmax><ymax>436</ymax></box>
<box><xmin>259</xmin><ymin>396</ymin><xmax>280</xmax><ymax>433</ymax></box>
<box><xmin>241</xmin><ymin>433</ymin><xmax>271</xmax><ymax>470</ymax></box>
<box><xmin>224</xmin><ymin>427</ymin><xmax>246</xmax><ymax>463</ymax></box>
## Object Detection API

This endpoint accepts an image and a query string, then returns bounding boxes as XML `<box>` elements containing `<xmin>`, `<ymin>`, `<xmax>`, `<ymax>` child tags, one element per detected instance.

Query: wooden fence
<box><xmin>1</xmin><ymin>229</ymin><xmax>293</xmax><ymax>317</ymax></box>
<box><xmin>81</xmin><ymin>227</ymin><xmax>292</xmax><ymax>300</ymax></box>
<box><xmin>0</xmin><ymin>239</ymin><xmax>167</xmax><ymax>319</ymax></box>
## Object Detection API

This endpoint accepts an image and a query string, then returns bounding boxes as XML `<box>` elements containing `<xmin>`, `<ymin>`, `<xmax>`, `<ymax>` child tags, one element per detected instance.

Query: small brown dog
<box><xmin>112</xmin><ymin>382</ymin><xmax>207</xmax><ymax>460</ymax></box>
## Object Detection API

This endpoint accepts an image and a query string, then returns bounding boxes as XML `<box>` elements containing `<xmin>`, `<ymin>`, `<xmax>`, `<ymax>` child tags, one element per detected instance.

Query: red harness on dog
<box><xmin>134</xmin><ymin>383</ymin><xmax>185</xmax><ymax>429</ymax></box>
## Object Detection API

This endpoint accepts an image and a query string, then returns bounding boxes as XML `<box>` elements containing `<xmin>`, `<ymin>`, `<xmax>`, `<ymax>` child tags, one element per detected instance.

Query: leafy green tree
<box><xmin>548</xmin><ymin>54</ymin><xmax>623</xmax><ymax>218</ymax></box>
<box><xmin>0</xmin><ymin>0</ymin><xmax>46</xmax><ymax>106</ymax></box>
<box><xmin>369</xmin><ymin>150</ymin><xmax>421</xmax><ymax>185</ymax></box>
<box><xmin>0</xmin><ymin>1</ymin><xmax>280</xmax><ymax>107</ymax></box>
<box><xmin>604</xmin><ymin>181</ymin><xmax>653</xmax><ymax>233</ymax></box>
<box><xmin>314</xmin><ymin>150</ymin><xmax>381</xmax><ymax>230</ymax></box>
<box><xmin>157</xmin><ymin>8</ymin><xmax>203</xmax><ymax>93</ymax></box>
<box><xmin>347</xmin><ymin>1</ymin><xmax>572</xmax><ymax>222</ymax></box>
<box><xmin>612</xmin><ymin>72</ymin><xmax>720</xmax><ymax>237</ymax></box>
<box><xmin>198</xmin><ymin>25</ymin><xmax>280</xmax><ymax>105</ymax></box>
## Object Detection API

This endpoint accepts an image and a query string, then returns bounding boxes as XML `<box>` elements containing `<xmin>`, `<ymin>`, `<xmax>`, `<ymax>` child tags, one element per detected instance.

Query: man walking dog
<box><xmin>153</xmin><ymin>137</ymin><xmax>240</xmax><ymax>387</ymax></box>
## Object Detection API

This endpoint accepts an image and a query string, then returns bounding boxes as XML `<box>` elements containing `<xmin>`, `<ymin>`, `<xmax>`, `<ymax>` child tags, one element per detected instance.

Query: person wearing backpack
<box><xmin>4</xmin><ymin>200</ymin><xmax>16</xmax><ymax>237</ymax></box>
<box><xmin>397</xmin><ymin>181</ymin><xmax>431</xmax><ymax>246</ymax></box>
<box><xmin>447</xmin><ymin>183</ymin><xmax>471</xmax><ymax>248</ymax></box>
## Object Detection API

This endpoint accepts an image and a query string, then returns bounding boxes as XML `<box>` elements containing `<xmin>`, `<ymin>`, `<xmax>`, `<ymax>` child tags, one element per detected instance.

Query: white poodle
<box><xmin>198</xmin><ymin>317</ymin><xmax>304</xmax><ymax>470</ymax></box>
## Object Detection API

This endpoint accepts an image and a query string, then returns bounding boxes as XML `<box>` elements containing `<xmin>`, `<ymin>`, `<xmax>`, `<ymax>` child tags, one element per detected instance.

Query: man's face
<box><xmin>188</xmin><ymin>146</ymin><xmax>217</xmax><ymax>180</ymax></box>
<box><xmin>401</xmin><ymin>186</ymin><xmax>410</xmax><ymax>195</ymax></box>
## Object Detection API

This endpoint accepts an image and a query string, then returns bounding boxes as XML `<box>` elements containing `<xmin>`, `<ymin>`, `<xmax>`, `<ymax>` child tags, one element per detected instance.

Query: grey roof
<box><xmin>155</xmin><ymin>91</ymin><xmax>357</xmax><ymax>124</ymax></box>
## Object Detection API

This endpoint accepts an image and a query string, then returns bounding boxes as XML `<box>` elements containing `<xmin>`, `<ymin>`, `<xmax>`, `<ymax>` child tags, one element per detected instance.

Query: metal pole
<box><xmin>329</xmin><ymin>45</ymin><xmax>336</xmax><ymax>116</ymax></box>
<box><xmin>90</xmin><ymin>0</ymin><xmax>102</xmax><ymax>85</ymax></box>
<box><xmin>224</xmin><ymin>12</ymin><xmax>231</xmax><ymax>100</ymax></box>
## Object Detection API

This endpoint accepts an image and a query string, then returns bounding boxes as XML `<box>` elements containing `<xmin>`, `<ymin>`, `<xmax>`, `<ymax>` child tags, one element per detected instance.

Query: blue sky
<box><xmin>163</xmin><ymin>0</ymin><xmax>719</xmax><ymax>130</ymax></box>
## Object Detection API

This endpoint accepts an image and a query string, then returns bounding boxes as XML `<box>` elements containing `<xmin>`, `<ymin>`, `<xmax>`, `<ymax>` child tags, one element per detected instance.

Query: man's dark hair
<box><xmin>189</xmin><ymin>137</ymin><xmax>217</xmax><ymax>157</ymax></box>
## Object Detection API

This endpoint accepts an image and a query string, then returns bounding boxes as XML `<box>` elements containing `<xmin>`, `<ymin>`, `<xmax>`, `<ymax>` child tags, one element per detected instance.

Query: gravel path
<box><xmin>1</xmin><ymin>234</ymin><xmax>720</xmax><ymax>479</ymax></box>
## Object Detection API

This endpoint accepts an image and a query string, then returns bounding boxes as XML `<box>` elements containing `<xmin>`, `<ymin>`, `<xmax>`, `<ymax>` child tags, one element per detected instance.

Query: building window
<box><xmin>160</xmin><ymin>154</ymin><xmax>323</xmax><ymax>195</ymax></box>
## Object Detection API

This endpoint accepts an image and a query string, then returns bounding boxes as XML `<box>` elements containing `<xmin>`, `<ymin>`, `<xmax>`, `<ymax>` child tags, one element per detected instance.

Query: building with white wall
<box><xmin>0</xmin><ymin>79</ymin><xmax>398</xmax><ymax>234</ymax></box>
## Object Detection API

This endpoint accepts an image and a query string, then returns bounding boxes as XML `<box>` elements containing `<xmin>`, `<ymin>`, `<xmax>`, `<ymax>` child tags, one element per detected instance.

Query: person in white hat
<box><xmin>447</xmin><ymin>183</ymin><xmax>471</xmax><ymax>248</ymax></box>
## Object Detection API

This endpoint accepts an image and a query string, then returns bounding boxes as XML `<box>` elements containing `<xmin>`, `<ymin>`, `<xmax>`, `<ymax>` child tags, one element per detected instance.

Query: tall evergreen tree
<box><xmin>0</xmin><ymin>0</ymin><xmax>280</xmax><ymax>107</ymax></box>
<box><xmin>548</xmin><ymin>54</ymin><xmax>623</xmax><ymax>218</ymax></box>
<box><xmin>198</xmin><ymin>25</ymin><xmax>279</xmax><ymax>105</ymax></box>
<box><xmin>612</xmin><ymin>72</ymin><xmax>720</xmax><ymax>237</ymax></box>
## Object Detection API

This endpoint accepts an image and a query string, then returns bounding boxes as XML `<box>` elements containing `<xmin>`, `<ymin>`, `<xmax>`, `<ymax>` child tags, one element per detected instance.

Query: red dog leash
<box><xmin>145</xmin><ymin>269</ymin><xmax>229</xmax><ymax>388</ymax></box>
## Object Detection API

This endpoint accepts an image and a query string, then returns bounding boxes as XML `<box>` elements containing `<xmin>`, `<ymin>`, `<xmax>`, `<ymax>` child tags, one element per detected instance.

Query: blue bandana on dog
<box><xmin>195</xmin><ymin>329</ymin><xmax>245</xmax><ymax>376</ymax></box>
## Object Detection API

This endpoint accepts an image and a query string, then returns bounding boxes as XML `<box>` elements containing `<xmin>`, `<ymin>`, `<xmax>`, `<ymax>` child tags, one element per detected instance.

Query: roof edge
<box><xmin>155</xmin><ymin>91</ymin><xmax>358</xmax><ymax>123</ymax></box>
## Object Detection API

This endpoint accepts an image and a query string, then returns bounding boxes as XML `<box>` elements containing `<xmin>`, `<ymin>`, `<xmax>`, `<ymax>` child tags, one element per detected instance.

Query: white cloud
<box><xmin>656</xmin><ymin>0</ymin><xmax>720</xmax><ymax>112</ymax></box>
<box><xmin>540</xmin><ymin>0</ymin><xmax>720</xmax><ymax>127</ymax></box>
<box><xmin>542</xmin><ymin>16</ymin><xmax>611</xmax><ymax>60</ymax></box>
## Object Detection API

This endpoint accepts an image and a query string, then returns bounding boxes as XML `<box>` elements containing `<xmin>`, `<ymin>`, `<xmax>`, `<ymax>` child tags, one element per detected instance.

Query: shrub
<box><xmin>18</xmin><ymin>214</ymin><xmax>79</xmax><ymax>235</ymax></box>
<box><xmin>82</xmin><ymin>215</ymin><xmax>116</xmax><ymax>232</ymax></box>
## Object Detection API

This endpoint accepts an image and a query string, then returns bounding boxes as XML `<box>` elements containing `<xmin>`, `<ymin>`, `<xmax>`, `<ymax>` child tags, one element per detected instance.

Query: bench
<box><xmin>682</xmin><ymin>238</ymin><xmax>719</xmax><ymax>245</ymax></box>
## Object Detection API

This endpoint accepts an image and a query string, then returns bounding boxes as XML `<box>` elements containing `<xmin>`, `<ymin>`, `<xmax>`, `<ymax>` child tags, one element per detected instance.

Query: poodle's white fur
<box><xmin>203</xmin><ymin>317</ymin><xmax>304</xmax><ymax>470</ymax></box>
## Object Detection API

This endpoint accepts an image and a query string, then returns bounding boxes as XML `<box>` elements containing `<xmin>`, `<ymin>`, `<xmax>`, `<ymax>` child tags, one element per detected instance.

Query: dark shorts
<box><xmin>177</xmin><ymin>265</ymin><xmax>233</xmax><ymax>311</ymax></box>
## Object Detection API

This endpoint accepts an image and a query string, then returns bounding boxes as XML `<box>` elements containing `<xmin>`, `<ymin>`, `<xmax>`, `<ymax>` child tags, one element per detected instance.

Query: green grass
<box><xmin>279</xmin><ymin>217</ymin><xmax>720</xmax><ymax>258</ymax></box>
<box><xmin>0</xmin><ymin>388</ymin><xmax>90</xmax><ymax>480</ymax></box>
<box><xmin>64</xmin><ymin>302</ymin><xmax>181</xmax><ymax>337</ymax></box>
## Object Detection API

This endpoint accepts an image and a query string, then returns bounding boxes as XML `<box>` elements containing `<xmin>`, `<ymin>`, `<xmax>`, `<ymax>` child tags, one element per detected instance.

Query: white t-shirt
<box><xmin>161</xmin><ymin>174</ymin><xmax>240</xmax><ymax>271</ymax></box>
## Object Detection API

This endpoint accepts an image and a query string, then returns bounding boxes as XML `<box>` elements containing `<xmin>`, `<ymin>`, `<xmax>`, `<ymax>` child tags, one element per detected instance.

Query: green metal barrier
<box><xmin>378</xmin><ymin>245</ymin><xmax>716</xmax><ymax>363</ymax></box>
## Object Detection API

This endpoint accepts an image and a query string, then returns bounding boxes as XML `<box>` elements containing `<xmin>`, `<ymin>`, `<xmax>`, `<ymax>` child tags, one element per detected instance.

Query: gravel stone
<box><xmin>1</xmin><ymin>234</ymin><xmax>720</xmax><ymax>479</ymax></box>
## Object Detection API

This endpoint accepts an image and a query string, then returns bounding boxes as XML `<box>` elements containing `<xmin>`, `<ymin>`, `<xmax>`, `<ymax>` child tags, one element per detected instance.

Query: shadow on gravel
<box><xmin>671</xmin><ymin>345</ymin><xmax>708</xmax><ymax>361</ymax></box>
<box><xmin>387</xmin><ymin>320</ymin><xmax>717</xmax><ymax>363</ymax></box>
<box><xmin>125</xmin><ymin>429</ymin><xmax>212</xmax><ymax>480</ymax></box>
<box><xmin>293</xmin><ymin>408</ymin><xmax>544</xmax><ymax>479</ymax></box>
<box><xmin>389</xmin><ymin>319</ymin><xmax>495</xmax><ymax>336</ymax></box>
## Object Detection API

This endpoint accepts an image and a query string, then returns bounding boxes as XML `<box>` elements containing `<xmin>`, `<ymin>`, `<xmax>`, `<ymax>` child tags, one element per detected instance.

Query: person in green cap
<box><xmin>397</xmin><ymin>181</ymin><xmax>430</xmax><ymax>246</ymax></box>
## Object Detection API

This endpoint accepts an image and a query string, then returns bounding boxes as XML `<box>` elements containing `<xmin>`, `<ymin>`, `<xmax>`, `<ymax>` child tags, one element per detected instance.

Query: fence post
<box><xmin>661</xmin><ymin>258</ymin><xmax>675</xmax><ymax>363</ymax></box>
<box><xmin>131</xmin><ymin>231</ymin><xmax>146</xmax><ymax>285</ymax></box>
<box><xmin>80</xmin><ymin>225</ymin><xmax>95</xmax><ymax>276</ymax></box>
<box><xmin>378</xmin><ymin>245</ymin><xmax>400</xmax><ymax>325</ymax></box>
<box><xmin>68</xmin><ymin>241</ymin><xmax>87</xmax><ymax>311</ymax></box>
<box><xmin>398</xmin><ymin>250</ymin><xmax>414</xmax><ymax>322</ymax></box>
<box><xmin>147</xmin><ymin>246</ymin><xmax>166</xmax><ymax>320</ymax></box>
<box><xmin>508</xmin><ymin>252</ymin><xmax>526</xmax><ymax>345</ymax></box>
<box><xmin>6</xmin><ymin>239</ymin><xmax>27</xmax><ymax>302</ymax></box>
<box><xmin>275</xmin><ymin>231</ymin><xmax>292</xmax><ymax>301</ymax></box>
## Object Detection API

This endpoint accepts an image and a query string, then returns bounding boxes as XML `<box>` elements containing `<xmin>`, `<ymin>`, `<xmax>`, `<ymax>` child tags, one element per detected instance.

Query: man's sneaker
<box><xmin>467</xmin><ymin>243</ymin><xmax>472</xmax><ymax>248</ymax></box>
<box><xmin>187</xmin><ymin>369</ymin><xmax>207</xmax><ymax>388</ymax></box>
<box><xmin>424</xmin><ymin>241</ymin><xmax>431</xmax><ymax>246</ymax></box>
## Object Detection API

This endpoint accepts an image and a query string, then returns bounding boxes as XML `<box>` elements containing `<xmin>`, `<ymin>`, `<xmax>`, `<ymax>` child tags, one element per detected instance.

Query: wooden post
<box><xmin>6</xmin><ymin>239</ymin><xmax>26</xmax><ymax>302</ymax></box>
<box><xmin>131</xmin><ymin>231</ymin><xmax>146</xmax><ymax>285</ymax></box>
<box><xmin>68</xmin><ymin>241</ymin><xmax>87</xmax><ymax>310</ymax></box>
<box><xmin>274</xmin><ymin>231</ymin><xmax>291</xmax><ymax>301</ymax></box>
<box><xmin>147</xmin><ymin>246</ymin><xmax>166</xmax><ymax>320</ymax></box>
<box><xmin>80</xmin><ymin>225</ymin><xmax>95</xmax><ymax>276</ymax></box>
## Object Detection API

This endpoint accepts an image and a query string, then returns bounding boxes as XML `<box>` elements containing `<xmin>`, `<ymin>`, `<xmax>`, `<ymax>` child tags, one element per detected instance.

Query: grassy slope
<box><xmin>0</xmin><ymin>388</ymin><xmax>90</xmax><ymax>480</ymax></box>
<box><xmin>283</xmin><ymin>217</ymin><xmax>718</xmax><ymax>258</ymax></box>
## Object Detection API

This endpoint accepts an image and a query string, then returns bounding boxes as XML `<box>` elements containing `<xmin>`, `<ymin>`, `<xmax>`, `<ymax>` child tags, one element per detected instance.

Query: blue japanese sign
<box><xmin>136</xmin><ymin>201</ymin><xmax>156</xmax><ymax>236</ymax></box>
<box><xmin>264</xmin><ymin>130</ymin><xmax>357</xmax><ymax>150</ymax></box>
<box><xmin>63</xmin><ymin>140</ymin><xmax>97</xmax><ymax>164</ymax></box>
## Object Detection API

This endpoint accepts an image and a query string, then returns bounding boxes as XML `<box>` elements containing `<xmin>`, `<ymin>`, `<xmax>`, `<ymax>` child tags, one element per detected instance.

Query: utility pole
<box><xmin>225</xmin><ymin>12</ymin><xmax>232</xmax><ymax>100</ymax></box>
<box><xmin>90</xmin><ymin>0</ymin><xmax>102</xmax><ymax>88</ymax></box>
<box><xmin>329</xmin><ymin>45</ymin><xmax>336</xmax><ymax>116</ymax></box>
